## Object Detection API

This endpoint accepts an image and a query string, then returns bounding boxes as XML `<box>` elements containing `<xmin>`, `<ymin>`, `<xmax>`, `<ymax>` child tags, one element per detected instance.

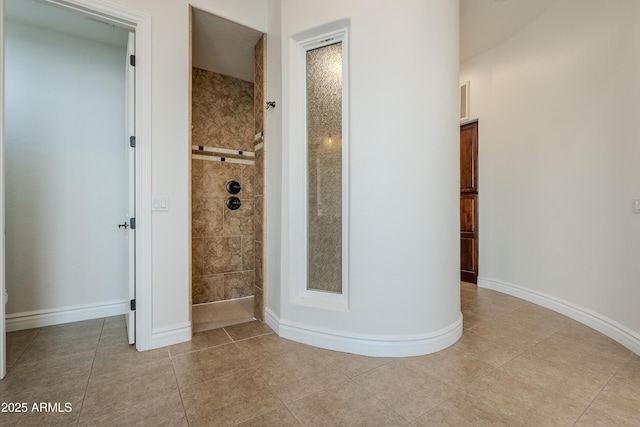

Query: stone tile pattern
<box><xmin>192</xmin><ymin>68</ymin><xmax>255</xmax><ymax>305</ymax></box>
<box><xmin>192</xmin><ymin>67</ymin><xmax>254</xmax><ymax>152</ymax></box>
<box><xmin>254</xmin><ymin>35</ymin><xmax>266</xmax><ymax>320</ymax></box>
<box><xmin>306</xmin><ymin>42</ymin><xmax>343</xmax><ymax>293</ymax></box>
<box><xmin>4</xmin><ymin>284</ymin><xmax>640</xmax><ymax>426</ymax></box>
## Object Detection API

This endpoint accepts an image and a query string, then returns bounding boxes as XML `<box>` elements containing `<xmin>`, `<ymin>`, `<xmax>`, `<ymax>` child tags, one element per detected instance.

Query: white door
<box><xmin>125</xmin><ymin>31</ymin><xmax>136</xmax><ymax>345</ymax></box>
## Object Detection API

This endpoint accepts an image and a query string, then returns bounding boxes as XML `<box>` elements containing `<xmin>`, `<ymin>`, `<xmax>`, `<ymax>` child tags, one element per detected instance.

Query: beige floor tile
<box><xmin>259</xmin><ymin>348</ymin><xmax>348</xmax><ymax>403</ymax></box>
<box><xmin>0</xmin><ymin>354</ymin><xmax>94</xmax><ymax>398</ymax></box>
<box><xmin>404</xmin><ymin>345</ymin><xmax>494</xmax><ymax>390</ymax></box>
<box><xmin>312</xmin><ymin>347</ymin><xmax>394</xmax><ymax>378</ymax></box>
<box><xmin>575</xmin><ymin>406</ymin><xmax>640</xmax><ymax>427</ymax></box>
<box><xmin>581</xmin><ymin>376</ymin><xmax>640</xmax><ymax>425</ymax></box>
<box><xmin>466</xmin><ymin>317</ymin><xmax>543</xmax><ymax>350</ymax></box>
<box><xmin>6</xmin><ymin>328</ymin><xmax>40</xmax><ymax>368</ymax></box>
<box><xmin>79</xmin><ymin>389</ymin><xmax>188</xmax><ymax>427</ymax></box>
<box><xmin>81</xmin><ymin>358</ymin><xmax>179</xmax><ymax>421</ymax></box>
<box><xmin>171</xmin><ymin>342</ymin><xmax>261</xmax><ymax>388</ymax></box>
<box><xmin>353</xmin><ymin>360</ymin><xmax>456</xmax><ymax>421</ymax></box>
<box><xmin>287</xmin><ymin>379</ymin><xmax>408</xmax><ymax>426</ymax></box>
<box><xmin>526</xmin><ymin>333</ymin><xmax>629</xmax><ymax>378</ymax></box>
<box><xmin>465</xmin><ymin>369</ymin><xmax>587</xmax><ymax>426</ymax></box>
<box><xmin>234</xmin><ymin>332</ymin><xmax>309</xmax><ymax>362</ymax></box>
<box><xmin>167</xmin><ymin>327</ymin><xmax>232</xmax><ymax>356</ymax></box>
<box><xmin>414</xmin><ymin>393</ymin><xmax>523</xmax><ymax>427</ymax></box>
<box><xmin>180</xmin><ymin>369</ymin><xmax>282</xmax><ymax>427</ymax></box>
<box><xmin>0</xmin><ymin>378</ymin><xmax>86</xmax><ymax>426</ymax></box>
<box><xmin>16</xmin><ymin>335</ymin><xmax>99</xmax><ymax>366</ymax></box>
<box><xmin>3</xmin><ymin>286</ymin><xmax>638</xmax><ymax>427</ymax></box>
<box><xmin>614</xmin><ymin>357</ymin><xmax>640</xmax><ymax>387</ymax></box>
<box><xmin>449</xmin><ymin>330</ymin><xmax>528</xmax><ymax>368</ymax></box>
<box><xmin>90</xmin><ymin>342</ymin><xmax>170</xmax><ymax>379</ymax></box>
<box><xmin>503</xmin><ymin>352</ymin><xmax>613</xmax><ymax>405</ymax></box>
<box><xmin>224</xmin><ymin>319</ymin><xmax>273</xmax><ymax>341</ymax></box>
<box><xmin>235</xmin><ymin>405</ymin><xmax>301</xmax><ymax>427</ymax></box>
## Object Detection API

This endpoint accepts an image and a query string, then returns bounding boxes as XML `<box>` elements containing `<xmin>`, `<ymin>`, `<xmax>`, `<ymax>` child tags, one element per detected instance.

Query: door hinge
<box><xmin>130</xmin><ymin>218</ymin><xmax>136</xmax><ymax>230</ymax></box>
<box><xmin>130</xmin><ymin>136</ymin><xmax>136</xmax><ymax>148</ymax></box>
<box><xmin>130</xmin><ymin>299</ymin><xmax>136</xmax><ymax>311</ymax></box>
<box><xmin>130</xmin><ymin>54</ymin><xmax>135</xmax><ymax>66</ymax></box>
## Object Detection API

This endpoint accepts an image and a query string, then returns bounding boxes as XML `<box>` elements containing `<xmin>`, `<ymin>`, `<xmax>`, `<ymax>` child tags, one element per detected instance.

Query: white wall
<box><xmin>4</xmin><ymin>18</ymin><xmax>128</xmax><ymax>317</ymax></box>
<box><xmin>273</xmin><ymin>0</ymin><xmax>461</xmax><ymax>356</ymax></box>
<box><xmin>265</xmin><ymin>0</ymin><xmax>282</xmax><ymax>317</ymax></box>
<box><xmin>462</xmin><ymin>0</ymin><xmax>640</xmax><ymax>348</ymax></box>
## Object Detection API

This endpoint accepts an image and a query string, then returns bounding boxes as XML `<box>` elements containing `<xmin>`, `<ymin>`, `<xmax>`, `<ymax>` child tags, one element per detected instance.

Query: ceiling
<box><xmin>460</xmin><ymin>0</ymin><xmax>558</xmax><ymax>62</ymax></box>
<box><xmin>191</xmin><ymin>9</ymin><xmax>263</xmax><ymax>83</ymax></box>
<box><xmin>4</xmin><ymin>0</ymin><xmax>129</xmax><ymax>49</ymax></box>
<box><xmin>5</xmin><ymin>0</ymin><xmax>558</xmax><ymax>81</ymax></box>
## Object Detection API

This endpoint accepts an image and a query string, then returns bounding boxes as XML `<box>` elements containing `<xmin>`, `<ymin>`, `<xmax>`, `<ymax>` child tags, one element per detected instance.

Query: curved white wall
<box><xmin>272</xmin><ymin>0</ymin><xmax>461</xmax><ymax>357</ymax></box>
<box><xmin>461</xmin><ymin>0</ymin><xmax>640</xmax><ymax>354</ymax></box>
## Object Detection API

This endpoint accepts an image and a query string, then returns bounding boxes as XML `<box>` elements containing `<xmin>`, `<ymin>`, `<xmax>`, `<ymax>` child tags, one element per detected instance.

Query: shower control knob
<box><xmin>226</xmin><ymin>181</ymin><xmax>241</xmax><ymax>195</ymax></box>
<box><xmin>226</xmin><ymin>197</ymin><xmax>241</xmax><ymax>210</ymax></box>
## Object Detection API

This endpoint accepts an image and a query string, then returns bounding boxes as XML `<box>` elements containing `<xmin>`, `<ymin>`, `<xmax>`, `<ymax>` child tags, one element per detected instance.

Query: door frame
<box><xmin>0</xmin><ymin>0</ymin><xmax>153</xmax><ymax>376</ymax></box>
<box><xmin>1</xmin><ymin>0</ymin><xmax>6</xmax><ymax>379</ymax></box>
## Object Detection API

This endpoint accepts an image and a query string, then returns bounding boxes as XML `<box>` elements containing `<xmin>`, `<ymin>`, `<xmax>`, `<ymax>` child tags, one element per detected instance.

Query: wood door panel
<box><xmin>461</xmin><ymin>236</ymin><xmax>476</xmax><ymax>273</ymax></box>
<box><xmin>460</xmin><ymin>122</ymin><xmax>478</xmax><ymax>193</ymax></box>
<box><xmin>460</xmin><ymin>195</ymin><xmax>476</xmax><ymax>233</ymax></box>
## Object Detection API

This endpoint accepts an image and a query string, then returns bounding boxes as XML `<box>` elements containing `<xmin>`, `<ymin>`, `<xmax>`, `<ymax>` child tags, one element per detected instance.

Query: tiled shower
<box><xmin>191</xmin><ymin>35</ymin><xmax>266</xmax><ymax>326</ymax></box>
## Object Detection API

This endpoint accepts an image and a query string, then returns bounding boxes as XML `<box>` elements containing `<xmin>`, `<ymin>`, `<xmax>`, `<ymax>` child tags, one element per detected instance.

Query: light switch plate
<box><xmin>633</xmin><ymin>198</ymin><xmax>640</xmax><ymax>214</ymax></box>
<box><xmin>152</xmin><ymin>196</ymin><xmax>169</xmax><ymax>212</ymax></box>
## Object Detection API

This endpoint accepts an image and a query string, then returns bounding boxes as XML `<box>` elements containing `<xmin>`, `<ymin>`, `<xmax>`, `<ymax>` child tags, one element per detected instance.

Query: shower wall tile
<box><xmin>204</xmin><ymin>237</ymin><xmax>243</xmax><ymax>275</ymax></box>
<box><xmin>192</xmin><ymin>197</ymin><xmax>224</xmax><ymax>238</ymax></box>
<box><xmin>223</xmin><ymin>199</ymin><xmax>254</xmax><ymax>236</ymax></box>
<box><xmin>254</xmin><ymin>35</ymin><xmax>266</xmax><ymax>136</ymax></box>
<box><xmin>254</xmin><ymin>195</ymin><xmax>263</xmax><ymax>244</ymax></box>
<box><xmin>253</xmin><ymin>287</ymin><xmax>264</xmax><ymax>321</ymax></box>
<box><xmin>203</xmin><ymin>161</ymin><xmax>241</xmax><ymax>199</ymax></box>
<box><xmin>255</xmin><ymin>241</ymin><xmax>264</xmax><ymax>290</ymax></box>
<box><xmin>192</xmin><ymin>159</ymin><xmax>204</xmax><ymax>202</ymax></box>
<box><xmin>224</xmin><ymin>271</ymin><xmax>255</xmax><ymax>300</ymax></box>
<box><xmin>192</xmin><ymin>68</ymin><xmax>254</xmax><ymax>153</ymax></box>
<box><xmin>255</xmin><ymin>148</ymin><xmax>264</xmax><ymax>197</ymax></box>
<box><xmin>253</xmin><ymin>35</ymin><xmax>266</xmax><ymax>322</ymax></box>
<box><xmin>192</xmin><ymin>238</ymin><xmax>205</xmax><ymax>277</ymax></box>
<box><xmin>242</xmin><ymin>234</ymin><xmax>255</xmax><ymax>272</ymax></box>
<box><xmin>241</xmin><ymin>164</ymin><xmax>255</xmax><ymax>197</ymax></box>
<box><xmin>192</xmin><ymin>274</ymin><xmax>224</xmax><ymax>305</ymax></box>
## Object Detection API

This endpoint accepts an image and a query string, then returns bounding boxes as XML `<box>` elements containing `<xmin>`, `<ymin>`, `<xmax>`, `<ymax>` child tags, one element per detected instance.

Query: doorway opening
<box><xmin>1</xmin><ymin>0</ymin><xmax>153</xmax><ymax>379</ymax></box>
<box><xmin>189</xmin><ymin>8</ymin><xmax>266</xmax><ymax>332</ymax></box>
<box><xmin>460</xmin><ymin>120</ymin><xmax>479</xmax><ymax>284</ymax></box>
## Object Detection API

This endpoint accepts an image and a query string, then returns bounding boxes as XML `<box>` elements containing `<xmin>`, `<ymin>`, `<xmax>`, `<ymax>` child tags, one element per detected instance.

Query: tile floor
<box><xmin>1</xmin><ymin>282</ymin><xmax>639</xmax><ymax>426</ymax></box>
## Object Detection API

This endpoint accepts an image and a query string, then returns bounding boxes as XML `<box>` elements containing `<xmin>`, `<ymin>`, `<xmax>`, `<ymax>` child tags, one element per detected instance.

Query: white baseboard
<box><xmin>478</xmin><ymin>277</ymin><xmax>640</xmax><ymax>356</ymax></box>
<box><xmin>265</xmin><ymin>308</ymin><xmax>462</xmax><ymax>357</ymax></box>
<box><xmin>6</xmin><ymin>299</ymin><xmax>128</xmax><ymax>332</ymax></box>
<box><xmin>264</xmin><ymin>307</ymin><xmax>280</xmax><ymax>334</ymax></box>
<box><xmin>151</xmin><ymin>322</ymin><xmax>192</xmax><ymax>349</ymax></box>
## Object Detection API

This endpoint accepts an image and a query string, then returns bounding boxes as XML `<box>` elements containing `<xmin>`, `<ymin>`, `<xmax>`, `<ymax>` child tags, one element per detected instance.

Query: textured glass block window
<box><xmin>306</xmin><ymin>42</ymin><xmax>343</xmax><ymax>293</ymax></box>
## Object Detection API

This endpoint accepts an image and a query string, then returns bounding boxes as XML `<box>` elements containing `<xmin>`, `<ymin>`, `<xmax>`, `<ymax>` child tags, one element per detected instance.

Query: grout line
<box><xmin>169</xmin><ymin>356</ymin><xmax>191</xmax><ymax>426</ymax></box>
<box><xmin>229</xmin><ymin>331</ymin><xmax>274</xmax><ymax>344</ymax></box>
<box><xmin>75</xmin><ymin>317</ymin><xmax>105</xmax><ymax>425</ymax></box>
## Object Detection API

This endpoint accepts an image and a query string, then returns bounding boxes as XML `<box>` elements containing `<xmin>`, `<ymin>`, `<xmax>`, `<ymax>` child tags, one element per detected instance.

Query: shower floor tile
<box><xmin>192</xmin><ymin>296</ymin><xmax>254</xmax><ymax>332</ymax></box>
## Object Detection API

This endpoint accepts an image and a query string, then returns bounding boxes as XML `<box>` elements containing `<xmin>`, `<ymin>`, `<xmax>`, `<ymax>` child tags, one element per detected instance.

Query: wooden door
<box><xmin>460</xmin><ymin>122</ymin><xmax>478</xmax><ymax>283</ymax></box>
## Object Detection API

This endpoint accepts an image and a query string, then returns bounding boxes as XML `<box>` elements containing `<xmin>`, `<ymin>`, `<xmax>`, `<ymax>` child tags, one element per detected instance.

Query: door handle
<box><xmin>118</xmin><ymin>222</ymin><xmax>129</xmax><ymax>229</ymax></box>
